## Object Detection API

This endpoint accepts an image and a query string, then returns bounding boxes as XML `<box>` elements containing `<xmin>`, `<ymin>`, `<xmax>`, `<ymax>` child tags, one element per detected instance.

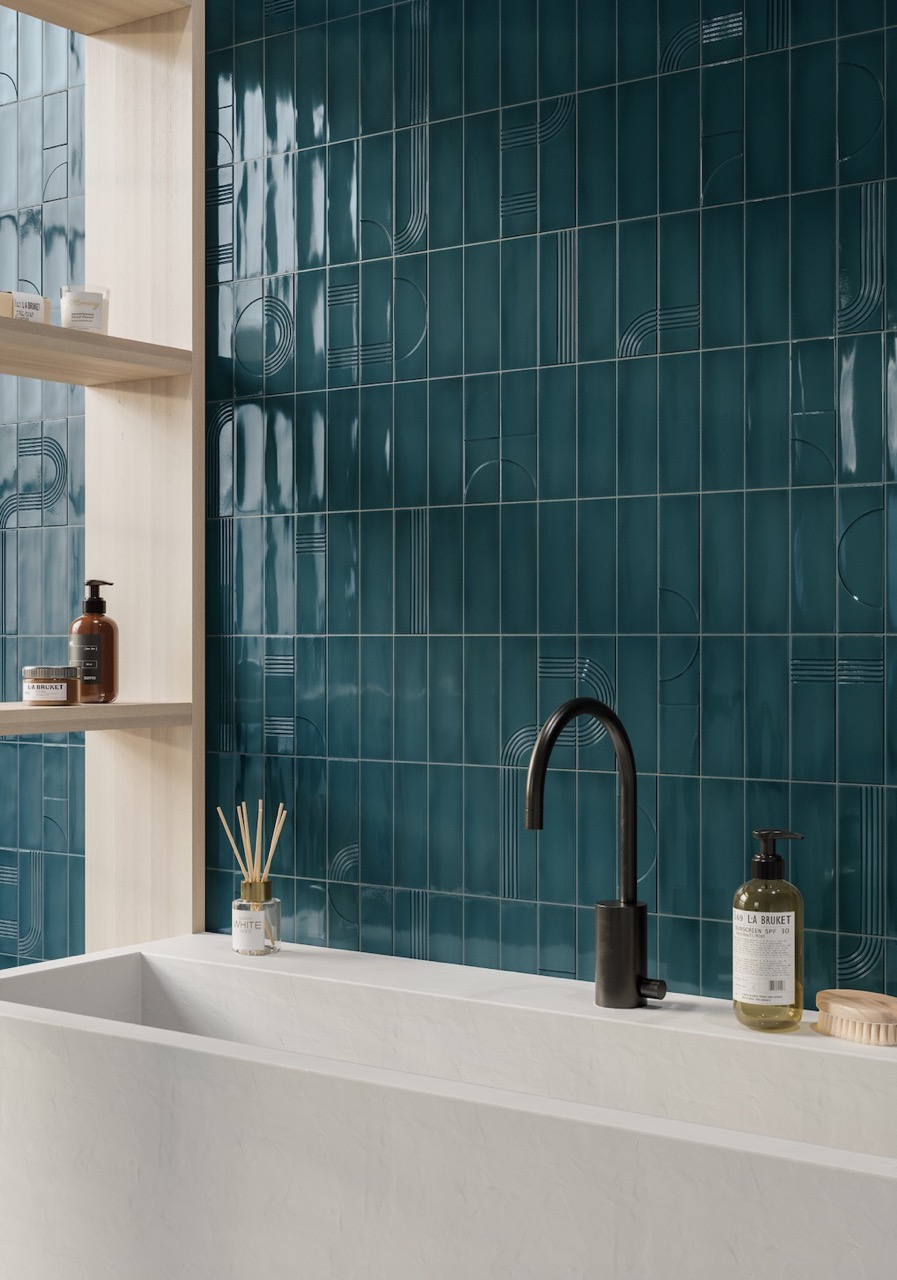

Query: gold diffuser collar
<box><xmin>241</xmin><ymin>879</ymin><xmax>273</xmax><ymax>904</ymax></box>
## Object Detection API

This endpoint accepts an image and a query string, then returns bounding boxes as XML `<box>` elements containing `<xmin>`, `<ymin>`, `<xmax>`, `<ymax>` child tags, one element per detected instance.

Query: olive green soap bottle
<box><xmin>733</xmin><ymin>829</ymin><xmax>804</xmax><ymax>1032</ymax></box>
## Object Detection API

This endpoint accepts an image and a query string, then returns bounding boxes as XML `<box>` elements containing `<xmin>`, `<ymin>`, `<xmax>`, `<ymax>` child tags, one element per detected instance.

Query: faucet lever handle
<box><xmin>638</xmin><ymin>977</ymin><xmax>667</xmax><ymax>1001</ymax></box>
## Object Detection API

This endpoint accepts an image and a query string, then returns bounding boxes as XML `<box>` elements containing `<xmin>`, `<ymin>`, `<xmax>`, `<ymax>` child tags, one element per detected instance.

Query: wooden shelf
<box><xmin>0</xmin><ymin>701</ymin><xmax>192</xmax><ymax>736</ymax></box>
<box><xmin>0</xmin><ymin>317</ymin><xmax>191</xmax><ymax>386</ymax></box>
<box><xmin>8</xmin><ymin>0</ymin><xmax>190</xmax><ymax>35</ymax></box>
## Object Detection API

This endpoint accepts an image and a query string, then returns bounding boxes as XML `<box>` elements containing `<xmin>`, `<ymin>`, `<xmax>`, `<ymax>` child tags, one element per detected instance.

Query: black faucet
<box><xmin>525</xmin><ymin>697</ymin><xmax>667</xmax><ymax>1008</ymax></box>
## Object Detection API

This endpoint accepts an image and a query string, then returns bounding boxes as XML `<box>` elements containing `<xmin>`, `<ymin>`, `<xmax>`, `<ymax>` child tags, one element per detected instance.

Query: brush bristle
<box><xmin>816</xmin><ymin>1009</ymin><xmax>897</xmax><ymax>1046</ymax></box>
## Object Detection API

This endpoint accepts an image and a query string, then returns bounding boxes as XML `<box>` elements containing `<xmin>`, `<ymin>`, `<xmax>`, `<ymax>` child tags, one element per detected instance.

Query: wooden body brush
<box><xmin>815</xmin><ymin>990</ymin><xmax>897</xmax><ymax>1046</ymax></box>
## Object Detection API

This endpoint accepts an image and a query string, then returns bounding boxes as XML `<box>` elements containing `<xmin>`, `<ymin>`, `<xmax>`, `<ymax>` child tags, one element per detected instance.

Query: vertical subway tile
<box><xmin>745</xmin><ymin>489</ymin><xmax>789</xmax><ymax>632</ymax></box>
<box><xmin>745</xmin><ymin>637</ymin><xmax>790</xmax><ymax>780</ymax></box>
<box><xmin>578</xmin><ymin>225</ymin><xmax>616</xmax><ymax>362</ymax></box>
<box><xmin>464</xmin><ymin>504</ymin><xmax>500</xmax><ymax>632</ymax></box>
<box><xmin>659</xmin><ymin>212</ymin><xmax>699</xmax><ymax>354</ymax></box>
<box><xmin>659</xmin><ymin>70</ymin><xmax>700</xmax><ymax>214</ymax></box>
<box><xmin>618</xmin><ymin>496</ymin><xmax>658</xmax><ymax>633</ymax></box>
<box><xmin>701</xmin><ymin>60</ymin><xmax>743</xmax><ymax>206</ymax></box>
<box><xmin>701</xmin><ymin>204</ymin><xmax>744</xmax><ymax>349</ymax></box>
<box><xmin>360</xmin><ymin>7</ymin><xmax>393</xmax><ymax>136</ymax></box>
<box><xmin>791</xmin><ymin>42</ymin><xmax>836</xmax><ymax>192</ymax></box>
<box><xmin>659</xmin><ymin>494</ymin><xmax>700</xmax><ymax>633</ymax></box>
<box><xmin>839</xmin><ymin>33</ymin><xmax>885</xmax><ymax>186</ymax></box>
<box><xmin>578</xmin><ymin>499</ymin><xmax>616</xmax><ymax>634</ymax></box>
<box><xmin>701</xmin><ymin>491</ymin><xmax>744</xmax><ymax>633</ymax></box>
<box><xmin>745</xmin><ymin>52</ymin><xmax>789</xmax><ymax>199</ymax></box>
<box><xmin>659</xmin><ymin>353</ymin><xmax>700</xmax><ymax>494</ymax></box>
<box><xmin>838</xmin><ymin>486</ymin><xmax>885</xmax><ymax>633</ymax></box>
<box><xmin>745</xmin><ymin>199</ymin><xmax>789</xmax><ymax>346</ymax></box>
<box><xmin>296</xmin><ymin>23</ymin><xmax>327</xmax><ymax>149</ymax></box>
<box><xmin>618</xmin><ymin>217</ymin><xmax>657</xmax><ymax>360</ymax></box>
<box><xmin>839</xmin><ymin>185</ymin><xmax>884</xmax><ymax>338</ymax></box>
<box><xmin>701</xmin><ymin>348</ymin><xmax>744</xmax><ymax>492</ymax></box>
<box><xmin>539</xmin><ymin>0</ymin><xmax>575</xmax><ymax>98</ymax></box>
<box><xmin>327</xmin><ymin>16</ymin><xmax>359</xmax><ymax>143</ymax></box>
<box><xmin>579</xmin><ymin>0</ymin><xmax>615</xmax><ymax>90</ymax></box>
<box><xmin>538</xmin><ymin>500</ymin><xmax>576</xmax><ymax>634</ymax></box>
<box><xmin>746</xmin><ymin>344</ymin><xmax>790</xmax><ymax>490</ymax></box>
<box><xmin>395</xmin><ymin>636</ymin><xmax>427</xmax><ymax>762</ymax></box>
<box><xmin>502</xmin><ymin>503</ymin><xmax>537</xmax><ymax>633</ymax></box>
<box><xmin>464</xmin><ymin>766</ymin><xmax>500</xmax><ymax>896</ymax></box>
<box><xmin>540</xmin><ymin>97</ymin><xmax>577</xmax><ymax>233</ymax></box>
<box><xmin>501</xmin><ymin>0</ymin><xmax>537</xmax><ymax>106</ymax></box>
<box><xmin>430</xmin><ymin>0</ymin><xmax>463</xmax><ymax>122</ymax></box>
<box><xmin>790</xmin><ymin>635</ymin><xmax>836</xmax><ymax>781</ymax></box>
<box><xmin>617</xmin><ymin>0</ymin><xmax>656</xmax><ymax>82</ymax></box>
<box><xmin>429</xmin><ymin>249</ymin><xmax>464</xmax><ymax>377</ymax></box>
<box><xmin>791</xmin><ymin>487</ymin><xmax>836</xmax><ymax>632</ymax></box>
<box><xmin>501</xmin><ymin>237</ymin><xmax>538</xmax><ymax>370</ymax></box>
<box><xmin>428</xmin><ymin>507</ymin><xmax>463</xmax><ymax>633</ymax></box>
<box><xmin>578</xmin><ymin>361</ymin><xmax>616</xmax><ymax>498</ymax></box>
<box><xmin>838</xmin><ymin>637</ymin><xmax>885</xmax><ymax>783</ymax></box>
<box><xmin>701</xmin><ymin>778</ymin><xmax>745</xmax><ymax>920</ymax></box>
<box><xmin>618</xmin><ymin>357</ymin><xmax>657</xmax><ymax>495</ymax></box>
<box><xmin>464</xmin><ymin>243</ymin><xmax>500</xmax><ymax>374</ymax></box>
<box><xmin>430</xmin><ymin>119</ymin><xmax>464</xmax><ymax>250</ymax></box>
<box><xmin>464</xmin><ymin>111</ymin><xmax>500</xmax><ymax>245</ymax></box>
<box><xmin>617</xmin><ymin>79</ymin><xmax>657</xmax><ymax>220</ymax></box>
<box><xmin>464</xmin><ymin>0</ymin><xmax>499</xmax><ymax>112</ymax></box>
<box><xmin>791</xmin><ymin>191</ymin><xmax>836</xmax><ymax>340</ymax></box>
<box><xmin>578</xmin><ymin>88</ymin><xmax>616</xmax><ymax>227</ymax></box>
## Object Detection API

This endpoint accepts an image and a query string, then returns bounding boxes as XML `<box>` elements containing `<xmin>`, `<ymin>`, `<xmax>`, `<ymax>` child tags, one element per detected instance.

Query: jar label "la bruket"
<box><xmin>732</xmin><ymin>909</ymin><xmax>796</xmax><ymax>1005</ymax></box>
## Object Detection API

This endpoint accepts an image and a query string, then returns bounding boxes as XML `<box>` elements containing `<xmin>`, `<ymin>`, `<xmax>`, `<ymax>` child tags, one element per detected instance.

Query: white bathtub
<box><xmin>0</xmin><ymin>934</ymin><xmax>894</xmax><ymax>1279</ymax></box>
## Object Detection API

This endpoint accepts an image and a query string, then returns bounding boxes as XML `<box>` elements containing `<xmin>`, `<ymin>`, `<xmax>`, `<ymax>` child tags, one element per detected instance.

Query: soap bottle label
<box><xmin>70</xmin><ymin>634</ymin><xmax>102</xmax><ymax>684</ymax></box>
<box><xmin>732</xmin><ymin>909</ymin><xmax>795</xmax><ymax>1005</ymax></box>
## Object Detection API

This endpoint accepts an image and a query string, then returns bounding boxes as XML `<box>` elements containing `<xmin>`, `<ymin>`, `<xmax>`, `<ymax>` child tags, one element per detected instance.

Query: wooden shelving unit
<box><xmin>5</xmin><ymin>1</ymin><xmax>205</xmax><ymax>948</ymax></box>
<box><xmin>0</xmin><ymin>702</ymin><xmax>192</xmax><ymax>735</ymax></box>
<box><xmin>12</xmin><ymin>0</ymin><xmax>190</xmax><ymax>36</ymax></box>
<box><xmin>0</xmin><ymin>317</ymin><xmax>191</xmax><ymax>386</ymax></box>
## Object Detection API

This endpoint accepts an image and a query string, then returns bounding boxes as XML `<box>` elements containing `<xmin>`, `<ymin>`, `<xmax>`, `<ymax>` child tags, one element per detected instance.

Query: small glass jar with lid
<box><xmin>22</xmin><ymin>665</ymin><xmax>79</xmax><ymax>706</ymax></box>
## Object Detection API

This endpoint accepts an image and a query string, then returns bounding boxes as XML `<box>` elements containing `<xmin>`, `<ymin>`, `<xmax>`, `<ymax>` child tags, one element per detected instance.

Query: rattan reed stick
<box><xmin>216</xmin><ymin>807</ymin><xmax>250</xmax><ymax>881</ymax></box>
<box><xmin>254</xmin><ymin>799</ymin><xmax>264</xmax><ymax>881</ymax></box>
<box><xmin>262</xmin><ymin>804</ymin><xmax>287</xmax><ymax>882</ymax></box>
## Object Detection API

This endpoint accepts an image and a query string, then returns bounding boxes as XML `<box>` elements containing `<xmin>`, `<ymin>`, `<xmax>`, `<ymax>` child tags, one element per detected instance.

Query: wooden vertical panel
<box><xmin>84</xmin><ymin>2</ymin><xmax>205</xmax><ymax>948</ymax></box>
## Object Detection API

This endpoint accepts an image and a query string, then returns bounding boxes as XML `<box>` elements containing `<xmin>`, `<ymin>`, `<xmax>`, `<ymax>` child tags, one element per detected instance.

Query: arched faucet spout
<box><xmin>524</xmin><ymin>696</ymin><xmax>637</xmax><ymax>904</ymax></box>
<box><xmin>524</xmin><ymin>696</ymin><xmax>666</xmax><ymax>1009</ymax></box>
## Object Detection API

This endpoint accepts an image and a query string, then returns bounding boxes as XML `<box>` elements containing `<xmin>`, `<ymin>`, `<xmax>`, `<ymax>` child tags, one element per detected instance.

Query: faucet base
<box><xmin>595</xmin><ymin>902</ymin><xmax>666</xmax><ymax>1008</ymax></box>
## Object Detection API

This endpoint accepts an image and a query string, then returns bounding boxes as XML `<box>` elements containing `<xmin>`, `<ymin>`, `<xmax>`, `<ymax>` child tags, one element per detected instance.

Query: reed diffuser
<box><xmin>217</xmin><ymin>800</ymin><xmax>287</xmax><ymax>955</ymax></box>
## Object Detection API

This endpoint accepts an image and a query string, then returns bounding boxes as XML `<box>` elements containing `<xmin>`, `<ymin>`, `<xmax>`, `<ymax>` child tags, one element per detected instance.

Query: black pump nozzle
<box><xmin>751</xmin><ymin>828</ymin><xmax>803</xmax><ymax>880</ymax></box>
<box><xmin>84</xmin><ymin>579</ymin><xmax>112</xmax><ymax>615</ymax></box>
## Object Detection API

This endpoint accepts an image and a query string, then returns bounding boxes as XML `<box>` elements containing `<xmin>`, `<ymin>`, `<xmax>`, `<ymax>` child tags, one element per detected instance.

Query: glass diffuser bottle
<box><xmin>232</xmin><ymin>879</ymin><xmax>281</xmax><ymax>955</ymax></box>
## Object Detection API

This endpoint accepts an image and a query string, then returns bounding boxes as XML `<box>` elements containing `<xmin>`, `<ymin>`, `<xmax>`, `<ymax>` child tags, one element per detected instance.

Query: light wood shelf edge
<box><xmin>8</xmin><ymin>0</ymin><xmax>190</xmax><ymax>37</ymax></box>
<box><xmin>0</xmin><ymin>701</ymin><xmax>192</xmax><ymax>735</ymax></box>
<box><xmin>0</xmin><ymin>316</ymin><xmax>191</xmax><ymax>386</ymax></box>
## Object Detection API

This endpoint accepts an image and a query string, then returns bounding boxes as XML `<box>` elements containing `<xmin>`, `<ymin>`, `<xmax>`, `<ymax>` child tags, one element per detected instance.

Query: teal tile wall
<box><xmin>207</xmin><ymin>0</ymin><xmax>897</xmax><ymax>999</ymax></box>
<box><xmin>0</xmin><ymin>10</ymin><xmax>86</xmax><ymax>965</ymax></box>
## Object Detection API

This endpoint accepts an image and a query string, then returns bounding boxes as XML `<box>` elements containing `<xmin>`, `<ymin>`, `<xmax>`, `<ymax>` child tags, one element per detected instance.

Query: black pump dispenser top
<box><xmin>751</xmin><ymin>828</ymin><xmax>803</xmax><ymax>881</ymax></box>
<box><xmin>83</xmin><ymin>579</ymin><xmax>112</xmax><ymax>615</ymax></box>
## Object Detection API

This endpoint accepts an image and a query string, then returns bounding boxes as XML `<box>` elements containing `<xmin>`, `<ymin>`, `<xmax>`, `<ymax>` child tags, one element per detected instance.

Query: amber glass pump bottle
<box><xmin>69</xmin><ymin>579</ymin><xmax>118</xmax><ymax>704</ymax></box>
